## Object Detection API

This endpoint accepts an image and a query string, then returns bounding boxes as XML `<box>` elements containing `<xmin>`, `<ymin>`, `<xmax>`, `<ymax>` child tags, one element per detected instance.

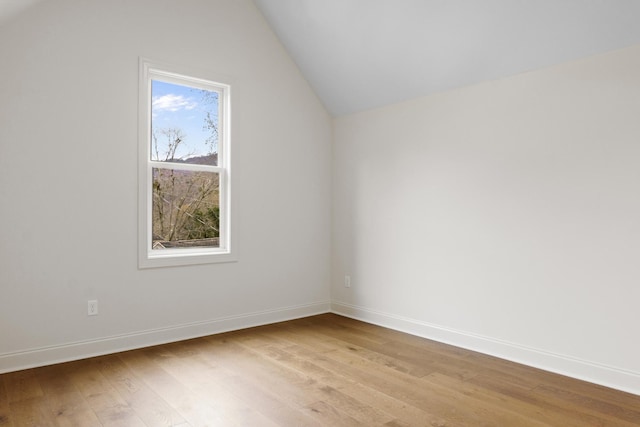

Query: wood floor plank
<box><xmin>305</xmin><ymin>400</ymin><xmax>362</xmax><ymax>427</ymax></box>
<box><xmin>280</xmin><ymin>342</ymin><xmax>483</xmax><ymax>426</ymax></box>
<box><xmin>0</xmin><ymin>375</ymin><xmax>14</xmax><ymax>427</ymax></box>
<box><xmin>140</xmin><ymin>347</ymin><xmax>250</xmax><ymax>426</ymax></box>
<box><xmin>322</xmin><ymin>314</ymin><xmax>472</xmax><ymax>358</ymax></box>
<box><xmin>271</xmin><ymin>323</ymin><xmax>436</xmax><ymax>378</ymax></box>
<box><xmin>241</xmin><ymin>338</ymin><xmax>394</xmax><ymax>424</ymax></box>
<box><xmin>531</xmin><ymin>383</ymin><xmax>640</xmax><ymax>426</ymax></box>
<box><xmin>222</xmin><ymin>374</ymin><xmax>323</xmax><ymax>426</ymax></box>
<box><xmin>199</xmin><ymin>339</ymin><xmax>325</xmax><ymax>409</ymax></box>
<box><xmin>240</xmin><ymin>338</ymin><xmax>447</xmax><ymax>426</ymax></box>
<box><xmin>12</xmin><ymin>364</ymin><xmax>102</xmax><ymax>427</ymax></box>
<box><xmin>203</xmin><ymin>335</ymin><xmax>399</xmax><ymax>426</ymax></box>
<box><xmin>66</xmin><ymin>359</ymin><xmax>147</xmax><ymax>427</ymax></box>
<box><xmin>235</xmin><ymin>338</ymin><xmax>401</xmax><ymax>425</ymax></box>
<box><xmin>92</xmin><ymin>354</ymin><xmax>187</xmax><ymax>426</ymax></box>
<box><xmin>8</xmin><ymin>397</ymin><xmax>56</xmax><ymax>427</ymax></box>
<box><xmin>531</xmin><ymin>372</ymin><xmax>640</xmax><ymax>412</ymax></box>
<box><xmin>305</xmin><ymin>317</ymin><xmax>486</xmax><ymax>381</ymax></box>
<box><xmin>3</xmin><ymin>369</ymin><xmax>44</xmax><ymax>403</ymax></box>
<box><xmin>143</xmin><ymin>344</ymin><xmax>281</xmax><ymax>426</ymax></box>
<box><xmin>1</xmin><ymin>313</ymin><xmax>638</xmax><ymax>426</ymax></box>
<box><xmin>45</xmin><ymin>390</ymin><xmax>102</xmax><ymax>427</ymax></box>
<box><xmin>36</xmin><ymin>363</ymin><xmax>79</xmax><ymax>396</ymax></box>
<box><xmin>119</xmin><ymin>349</ymin><xmax>233</xmax><ymax>427</ymax></box>
<box><xmin>429</xmin><ymin>371</ymin><xmax>624</xmax><ymax>427</ymax></box>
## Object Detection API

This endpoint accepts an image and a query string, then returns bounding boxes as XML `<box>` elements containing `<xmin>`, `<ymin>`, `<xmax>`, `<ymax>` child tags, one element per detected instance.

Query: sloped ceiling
<box><xmin>254</xmin><ymin>0</ymin><xmax>640</xmax><ymax>116</ymax></box>
<box><xmin>0</xmin><ymin>0</ymin><xmax>44</xmax><ymax>25</ymax></box>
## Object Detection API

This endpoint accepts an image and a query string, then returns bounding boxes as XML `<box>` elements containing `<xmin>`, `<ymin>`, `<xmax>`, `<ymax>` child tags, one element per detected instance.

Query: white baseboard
<box><xmin>0</xmin><ymin>301</ymin><xmax>331</xmax><ymax>374</ymax></box>
<box><xmin>4</xmin><ymin>299</ymin><xmax>638</xmax><ymax>397</ymax></box>
<box><xmin>331</xmin><ymin>301</ymin><xmax>640</xmax><ymax>397</ymax></box>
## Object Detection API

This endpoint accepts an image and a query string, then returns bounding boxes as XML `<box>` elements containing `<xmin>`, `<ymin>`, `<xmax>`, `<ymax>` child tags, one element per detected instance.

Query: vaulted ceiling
<box><xmin>0</xmin><ymin>0</ymin><xmax>42</xmax><ymax>25</ymax></box>
<box><xmin>3</xmin><ymin>0</ymin><xmax>640</xmax><ymax>116</ymax></box>
<box><xmin>254</xmin><ymin>0</ymin><xmax>640</xmax><ymax>115</ymax></box>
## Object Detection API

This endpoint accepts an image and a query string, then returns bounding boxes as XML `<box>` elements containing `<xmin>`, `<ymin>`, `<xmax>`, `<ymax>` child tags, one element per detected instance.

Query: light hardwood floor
<box><xmin>1</xmin><ymin>314</ymin><xmax>638</xmax><ymax>426</ymax></box>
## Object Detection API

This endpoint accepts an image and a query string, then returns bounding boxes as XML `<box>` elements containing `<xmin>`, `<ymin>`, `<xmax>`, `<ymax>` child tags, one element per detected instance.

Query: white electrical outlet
<box><xmin>344</xmin><ymin>275</ymin><xmax>351</xmax><ymax>288</ymax></box>
<box><xmin>88</xmin><ymin>300</ymin><xmax>98</xmax><ymax>316</ymax></box>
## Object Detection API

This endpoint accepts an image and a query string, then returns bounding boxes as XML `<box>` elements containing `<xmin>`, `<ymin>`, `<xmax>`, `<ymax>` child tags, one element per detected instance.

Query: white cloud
<box><xmin>152</xmin><ymin>94</ymin><xmax>198</xmax><ymax>112</ymax></box>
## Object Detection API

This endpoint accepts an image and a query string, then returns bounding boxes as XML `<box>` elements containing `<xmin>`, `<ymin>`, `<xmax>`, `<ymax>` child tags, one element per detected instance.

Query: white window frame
<box><xmin>138</xmin><ymin>58</ymin><xmax>235</xmax><ymax>268</ymax></box>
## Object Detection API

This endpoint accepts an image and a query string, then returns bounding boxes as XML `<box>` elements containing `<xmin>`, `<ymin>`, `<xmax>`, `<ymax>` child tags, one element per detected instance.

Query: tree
<box><xmin>151</xmin><ymin>128</ymin><xmax>219</xmax><ymax>247</ymax></box>
<box><xmin>185</xmin><ymin>206</ymin><xmax>220</xmax><ymax>240</ymax></box>
<box><xmin>152</xmin><ymin>128</ymin><xmax>186</xmax><ymax>162</ymax></box>
<box><xmin>199</xmin><ymin>89</ymin><xmax>219</xmax><ymax>155</ymax></box>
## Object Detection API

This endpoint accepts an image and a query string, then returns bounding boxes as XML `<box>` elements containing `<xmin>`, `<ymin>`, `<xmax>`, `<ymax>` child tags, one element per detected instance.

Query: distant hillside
<box><xmin>175</xmin><ymin>153</ymin><xmax>218</xmax><ymax>166</ymax></box>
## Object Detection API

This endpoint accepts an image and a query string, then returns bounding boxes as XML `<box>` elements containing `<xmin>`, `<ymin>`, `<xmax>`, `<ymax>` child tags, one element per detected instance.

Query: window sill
<box><xmin>139</xmin><ymin>249</ymin><xmax>237</xmax><ymax>269</ymax></box>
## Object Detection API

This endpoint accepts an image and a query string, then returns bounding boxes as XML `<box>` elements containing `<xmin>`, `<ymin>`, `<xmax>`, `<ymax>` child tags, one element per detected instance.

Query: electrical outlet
<box><xmin>88</xmin><ymin>300</ymin><xmax>98</xmax><ymax>316</ymax></box>
<box><xmin>344</xmin><ymin>275</ymin><xmax>351</xmax><ymax>288</ymax></box>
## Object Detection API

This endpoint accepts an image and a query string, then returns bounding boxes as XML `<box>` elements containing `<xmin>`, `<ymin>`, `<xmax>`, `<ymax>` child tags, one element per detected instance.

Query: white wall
<box><xmin>332</xmin><ymin>45</ymin><xmax>640</xmax><ymax>395</ymax></box>
<box><xmin>0</xmin><ymin>0</ymin><xmax>332</xmax><ymax>371</ymax></box>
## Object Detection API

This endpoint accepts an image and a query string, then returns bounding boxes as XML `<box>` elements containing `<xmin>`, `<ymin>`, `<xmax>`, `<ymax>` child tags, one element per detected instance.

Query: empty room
<box><xmin>0</xmin><ymin>0</ymin><xmax>638</xmax><ymax>425</ymax></box>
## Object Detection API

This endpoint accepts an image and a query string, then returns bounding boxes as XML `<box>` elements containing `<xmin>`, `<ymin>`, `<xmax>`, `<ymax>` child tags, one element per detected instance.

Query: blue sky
<box><xmin>151</xmin><ymin>80</ymin><xmax>219</xmax><ymax>161</ymax></box>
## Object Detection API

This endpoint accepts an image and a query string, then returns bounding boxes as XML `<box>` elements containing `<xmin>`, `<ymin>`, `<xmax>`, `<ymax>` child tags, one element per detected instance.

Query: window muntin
<box><xmin>139</xmin><ymin>59</ymin><xmax>232</xmax><ymax>268</ymax></box>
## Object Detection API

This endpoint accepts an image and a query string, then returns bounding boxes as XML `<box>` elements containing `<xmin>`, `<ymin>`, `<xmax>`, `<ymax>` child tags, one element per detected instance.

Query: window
<box><xmin>138</xmin><ymin>59</ymin><xmax>233</xmax><ymax>268</ymax></box>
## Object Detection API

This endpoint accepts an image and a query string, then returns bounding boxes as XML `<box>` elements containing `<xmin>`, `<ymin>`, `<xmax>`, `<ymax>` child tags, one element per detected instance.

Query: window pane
<box><xmin>151</xmin><ymin>80</ymin><xmax>219</xmax><ymax>166</ymax></box>
<box><xmin>152</xmin><ymin>168</ymin><xmax>220</xmax><ymax>249</ymax></box>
